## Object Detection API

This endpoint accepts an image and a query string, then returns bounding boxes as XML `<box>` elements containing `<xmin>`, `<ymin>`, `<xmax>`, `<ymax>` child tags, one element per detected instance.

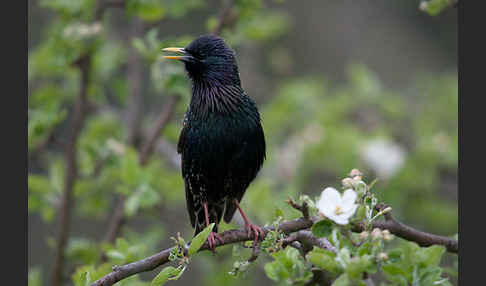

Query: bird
<box><xmin>162</xmin><ymin>35</ymin><xmax>266</xmax><ymax>250</ymax></box>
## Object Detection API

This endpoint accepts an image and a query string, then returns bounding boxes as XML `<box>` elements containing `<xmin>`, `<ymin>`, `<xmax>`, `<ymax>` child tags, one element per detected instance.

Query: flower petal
<box><xmin>341</xmin><ymin>189</ymin><xmax>357</xmax><ymax>211</ymax></box>
<box><xmin>342</xmin><ymin>204</ymin><xmax>358</xmax><ymax>219</ymax></box>
<box><xmin>317</xmin><ymin>188</ymin><xmax>341</xmax><ymax>217</ymax></box>
<box><xmin>331</xmin><ymin>215</ymin><xmax>349</xmax><ymax>225</ymax></box>
<box><xmin>320</xmin><ymin>187</ymin><xmax>341</xmax><ymax>203</ymax></box>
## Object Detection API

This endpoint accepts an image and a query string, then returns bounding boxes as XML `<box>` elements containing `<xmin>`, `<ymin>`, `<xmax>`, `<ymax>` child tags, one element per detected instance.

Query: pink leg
<box><xmin>203</xmin><ymin>202</ymin><xmax>224</xmax><ymax>251</ymax></box>
<box><xmin>234</xmin><ymin>199</ymin><xmax>266</xmax><ymax>243</ymax></box>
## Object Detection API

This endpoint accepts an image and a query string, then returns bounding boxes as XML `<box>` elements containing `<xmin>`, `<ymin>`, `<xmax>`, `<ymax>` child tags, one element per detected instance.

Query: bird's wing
<box><xmin>184</xmin><ymin>178</ymin><xmax>197</xmax><ymax>228</ymax></box>
<box><xmin>177</xmin><ymin>112</ymin><xmax>189</xmax><ymax>154</ymax></box>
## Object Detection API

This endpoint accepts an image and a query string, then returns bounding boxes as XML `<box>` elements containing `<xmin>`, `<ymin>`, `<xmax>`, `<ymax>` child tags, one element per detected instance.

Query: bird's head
<box><xmin>163</xmin><ymin>35</ymin><xmax>240</xmax><ymax>85</ymax></box>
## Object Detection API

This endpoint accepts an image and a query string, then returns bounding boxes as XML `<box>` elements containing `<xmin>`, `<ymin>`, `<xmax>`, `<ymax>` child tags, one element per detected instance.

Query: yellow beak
<box><xmin>162</xmin><ymin>47</ymin><xmax>187</xmax><ymax>60</ymax></box>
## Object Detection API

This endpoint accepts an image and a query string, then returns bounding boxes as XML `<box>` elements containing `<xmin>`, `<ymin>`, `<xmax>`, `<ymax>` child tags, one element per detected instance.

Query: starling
<box><xmin>162</xmin><ymin>35</ymin><xmax>266</xmax><ymax>249</ymax></box>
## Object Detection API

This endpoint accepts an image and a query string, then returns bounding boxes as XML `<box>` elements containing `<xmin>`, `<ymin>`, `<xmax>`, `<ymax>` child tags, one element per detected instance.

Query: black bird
<box><xmin>162</xmin><ymin>35</ymin><xmax>266</xmax><ymax>249</ymax></box>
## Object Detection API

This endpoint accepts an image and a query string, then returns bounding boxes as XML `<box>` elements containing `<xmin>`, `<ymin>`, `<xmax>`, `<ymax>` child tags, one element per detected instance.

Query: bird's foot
<box><xmin>207</xmin><ymin>231</ymin><xmax>224</xmax><ymax>252</ymax></box>
<box><xmin>245</xmin><ymin>223</ymin><xmax>266</xmax><ymax>243</ymax></box>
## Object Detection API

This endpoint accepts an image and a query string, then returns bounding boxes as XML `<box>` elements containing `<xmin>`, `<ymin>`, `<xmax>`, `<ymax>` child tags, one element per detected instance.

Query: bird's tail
<box><xmin>194</xmin><ymin>202</ymin><xmax>224</xmax><ymax>236</ymax></box>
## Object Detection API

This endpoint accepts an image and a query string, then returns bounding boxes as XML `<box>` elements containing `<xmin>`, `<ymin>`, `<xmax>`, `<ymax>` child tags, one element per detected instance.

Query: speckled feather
<box><xmin>176</xmin><ymin>35</ymin><xmax>266</xmax><ymax>234</ymax></box>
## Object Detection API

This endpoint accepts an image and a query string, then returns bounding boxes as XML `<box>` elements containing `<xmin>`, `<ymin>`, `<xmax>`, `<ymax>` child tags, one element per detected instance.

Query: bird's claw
<box><xmin>245</xmin><ymin>223</ymin><xmax>265</xmax><ymax>243</ymax></box>
<box><xmin>207</xmin><ymin>232</ymin><xmax>224</xmax><ymax>253</ymax></box>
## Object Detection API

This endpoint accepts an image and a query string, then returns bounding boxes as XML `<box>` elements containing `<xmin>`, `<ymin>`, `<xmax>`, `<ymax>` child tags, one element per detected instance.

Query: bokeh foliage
<box><xmin>28</xmin><ymin>0</ymin><xmax>457</xmax><ymax>285</ymax></box>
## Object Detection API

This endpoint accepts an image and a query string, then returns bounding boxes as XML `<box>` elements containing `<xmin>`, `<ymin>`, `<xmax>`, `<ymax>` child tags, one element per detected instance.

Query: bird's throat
<box><xmin>190</xmin><ymin>81</ymin><xmax>245</xmax><ymax>118</ymax></box>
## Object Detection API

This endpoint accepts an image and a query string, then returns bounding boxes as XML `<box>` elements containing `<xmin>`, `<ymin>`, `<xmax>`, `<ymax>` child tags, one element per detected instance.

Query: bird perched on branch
<box><xmin>162</xmin><ymin>35</ymin><xmax>266</xmax><ymax>250</ymax></box>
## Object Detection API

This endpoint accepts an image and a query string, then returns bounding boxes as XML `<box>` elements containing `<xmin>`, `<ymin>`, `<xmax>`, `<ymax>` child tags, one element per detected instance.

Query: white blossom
<box><xmin>317</xmin><ymin>187</ymin><xmax>358</xmax><ymax>225</ymax></box>
<box><xmin>361</xmin><ymin>139</ymin><xmax>406</xmax><ymax>179</ymax></box>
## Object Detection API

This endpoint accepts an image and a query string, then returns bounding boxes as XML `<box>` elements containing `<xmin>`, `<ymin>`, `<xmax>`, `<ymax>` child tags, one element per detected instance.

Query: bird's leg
<box><xmin>203</xmin><ymin>202</ymin><xmax>224</xmax><ymax>252</ymax></box>
<box><xmin>233</xmin><ymin>199</ymin><xmax>265</xmax><ymax>243</ymax></box>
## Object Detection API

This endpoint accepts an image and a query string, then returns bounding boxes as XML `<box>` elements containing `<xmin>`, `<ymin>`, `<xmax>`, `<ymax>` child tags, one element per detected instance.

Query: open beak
<box><xmin>162</xmin><ymin>47</ymin><xmax>192</xmax><ymax>61</ymax></box>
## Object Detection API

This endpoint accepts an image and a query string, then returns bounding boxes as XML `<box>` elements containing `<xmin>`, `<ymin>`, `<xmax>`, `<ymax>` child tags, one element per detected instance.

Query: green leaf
<box><xmin>125</xmin><ymin>190</ymin><xmax>142</xmax><ymax>217</ymax></box>
<box><xmin>264</xmin><ymin>261</ymin><xmax>283</xmax><ymax>281</ymax></box>
<box><xmin>331</xmin><ymin>273</ymin><xmax>351</xmax><ymax>286</ymax></box>
<box><xmin>335</xmin><ymin>247</ymin><xmax>351</xmax><ymax>268</ymax></box>
<box><xmin>419</xmin><ymin>245</ymin><xmax>446</xmax><ymax>267</ymax></box>
<box><xmin>345</xmin><ymin>255</ymin><xmax>373</xmax><ymax>279</ymax></box>
<box><xmin>274</xmin><ymin>207</ymin><xmax>284</xmax><ymax>219</ymax></box>
<box><xmin>151</xmin><ymin>266</ymin><xmax>178</xmax><ymax>286</ymax></box>
<box><xmin>306</xmin><ymin>247</ymin><xmax>339</xmax><ymax>273</ymax></box>
<box><xmin>354</xmin><ymin>205</ymin><xmax>367</xmax><ymax>222</ymax></box>
<box><xmin>73</xmin><ymin>271</ymin><xmax>90</xmax><ymax>286</ymax></box>
<box><xmin>106</xmin><ymin>250</ymin><xmax>126</xmax><ymax>261</ymax></box>
<box><xmin>357</xmin><ymin>241</ymin><xmax>371</xmax><ymax>256</ymax></box>
<box><xmin>168</xmin><ymin>265</ymin><xmax>186</xmax><ymax>281</ymax></box>
<box><xmin>188</xmin><ymin>223</ymin><xmax>215</xmax><ymax>256</ymax></box>
<box><xmin>419</xmin><ymin>266</ymin><xmax>443</xmax><ymax>285</ymax></box>
<box><xmin>312</xmin><ymin>220</ymin><xmax>333</xmax><ymax>238</ymax></box>
<box><xmin>382</xmin><ymin>263</ymin><xmax>407</xmax><ymax>276</ymax></box>
<box><xmin>120</xmin><ymin>148</ymin><xmax>141</xmax><ymax>186</ymax></box>
<box><xmin>420</xmin><ymin>0</ymin><xmax>453</xmax><ymax>16</ymax></box>
<box><xmin>264</xmin><ymin>247</ymin><xmax>311</xmax><ymax>282</ymax></box>
<box><xmin>28</xmin><ymin>268</ymin><xmax>42</xmax><ymax>286</ymax></box>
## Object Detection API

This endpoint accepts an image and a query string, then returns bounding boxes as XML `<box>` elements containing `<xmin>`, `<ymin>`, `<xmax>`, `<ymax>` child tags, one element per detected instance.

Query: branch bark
<box><xmin>91</xmin><ymin>209</ymin><xmax>457</xmax><ymax>286</ymax></box>
<box><xmin>51</xmin><ymin>54</ymin><xmax>91</xmax><ymax>286</ymax></box>
<box><xmin>125</xmin><ymin>18</ymin><xmax>145</xmax><ymax>147</ymax></box>
<box><xmin>100</xmin><ymin>18</ymin><xmax>146</xmax><ymax>250</ymax></box>
<box><xmin>212</xmin><ymin>0</ymin><xmax>235</xmax><ymax>36</ymax></box>
<box><xmin>139</xmin><ymin>95</ymin><xmax>180</xmax><ymax>165</ymax></box>
<box><xmin>283</xmin><ymin>230</ymin><xmax>337</xmax><ymax>254</ymax></box>
<box><xmin>354</xmin><ymin>216</ymin><xmax>458</xmax><ymax>253</ymax></box>
<box><xmin>91</xmin><ymin>217</ymin><xmax>313</xmax><ymax>286</ymax></box>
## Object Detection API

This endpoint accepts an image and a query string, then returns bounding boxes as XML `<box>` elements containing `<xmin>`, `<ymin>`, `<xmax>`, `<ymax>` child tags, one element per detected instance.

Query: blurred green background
<box><xmin>28</xmin><ymin>0</ymin><xmax>457</xmax><ymax>285</ymax></box>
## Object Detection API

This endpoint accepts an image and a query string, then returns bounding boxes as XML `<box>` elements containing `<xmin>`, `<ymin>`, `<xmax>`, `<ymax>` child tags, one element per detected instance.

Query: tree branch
<box><xmin>91</xmin><ymin>217</ymin><xmax>314</xmax><ymax>286</ymax></box>
<box><xmin>51</xmin><ymin>53</ymin><xmax>91</xmax><ymax>286</ymax></box>
<box><xmin>282</xmin><ymin>230</ymin><xmax>337</xmax><ymax>254</ymax></box>
<box><xmin>139</xmin><ymin>95</ymin><xmax>180</xmax><ymax>165</ymax></box>
<box><xmin>212</xmin><ymin>0</ymin><xmax>235</xmax><ymax>36</ymax></box>
<box><xmin>102</xmin><ymin>95</ymin><xmax>179</xmax><ymax>246</ymax></box>
<box><xmin>353</xmin><ymin>204</ymin><xmax>458</xmax><ymax>253</ymax></box>
<box><xmin>92</xmin><ymin>204</ymin><xmax>457</xmax><ymax>286</ymax></box>
<box><xmin>125</xmin><ymin>18</ymin><xmax>145</xmax><ymax>147</ymax></box>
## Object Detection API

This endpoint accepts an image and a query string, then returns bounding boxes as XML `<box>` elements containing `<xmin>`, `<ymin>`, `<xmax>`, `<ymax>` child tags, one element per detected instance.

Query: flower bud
<box><xmin>382</xmin><ymin>229</ymin><xmax>393</xmax><ymax>241</ymax></box>
<box><xmin>377</xmin><ymin>252</ymin><xmax>388</xmax><ymax>261</ymax></box>
<box><xmin>371</xmin><ymin>228</ymin><xmax>382</xmax><ymax>240</ymax></box>
<box><xmin>359</xmin><ymin>231</ymin><xmax>369</xmax><ymax>240</ymax></box>
<box><xmin>381</xmin><ymin>207</ymin><xmax>392</xmax><ymax>214</ymax></box>
<box><xmin>342</xmin><ymin>177</ymin><xmax>354</xmax><ymax>188</ymax></box>
<box><xmin>349</xmin><ymin>169</ymin><xmax>362</xmax><ymax>177</ymax></box>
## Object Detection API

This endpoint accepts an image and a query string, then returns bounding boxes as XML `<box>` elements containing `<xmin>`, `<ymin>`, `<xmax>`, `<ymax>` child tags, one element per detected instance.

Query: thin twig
<box><xmin>51</xmin><ymin>53</ymin><xmax>91</xmax><ymax>286</ymax></box>
<box><xmin>139</xmin><ymin>95</ymin><xmax>180</xmax><ymax>165</ymax></box>
<box><xmin>125</xmin><ymin>18</ymin><xmax>145</xmax><ymax>147</ymax></box>
<box><xmin>103</xmin><ymin>196</ymin><xmax>127</xmax><ymax>243</ymax></box>
<box><xmin>248</xmin><ymin>243</ymin><xmax>260</xmax><ymax>262</ymax></box>
<box><xmin>282</xmin><ymin>230</ymin><xmax>337</xmax><ymax>254</ymax></box>
<box><xmin>286</xmin><ymin>198</ymin><xmax>310</xmax><ymax>219</ymax></box>
<box><xmin>101</xmin><ymin>95</ymin><xmax>179</xmax><ymax>247</ymax></box>
<box><xmin>212</xmin><ymin>0</ymin><xmax>234</xmax><ymax>36</ymax></box>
